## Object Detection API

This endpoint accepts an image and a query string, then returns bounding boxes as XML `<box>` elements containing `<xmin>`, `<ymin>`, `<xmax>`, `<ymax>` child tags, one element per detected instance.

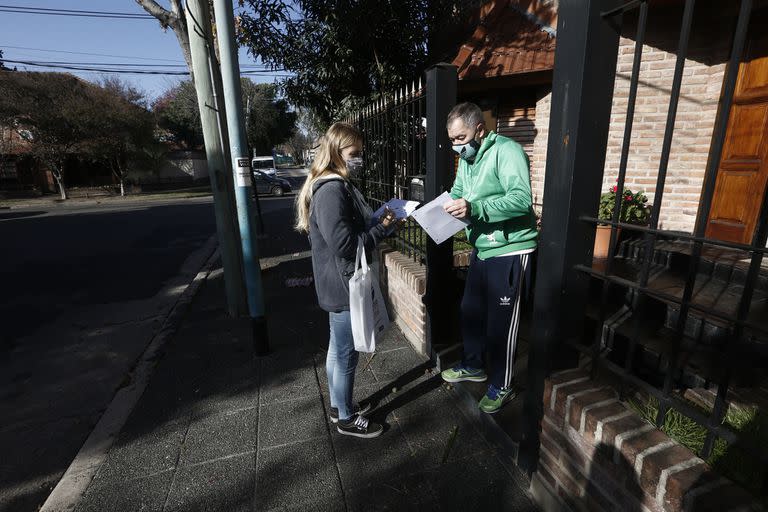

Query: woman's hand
<box><xmin>379</xmin><ymin>207</ymin><xmax>408</xmax><ymax>234</ymax></box>
<box><xmin>379</xmin><ymin>206</ymin><xmax>397</xmax><ymax>227</ymax></box>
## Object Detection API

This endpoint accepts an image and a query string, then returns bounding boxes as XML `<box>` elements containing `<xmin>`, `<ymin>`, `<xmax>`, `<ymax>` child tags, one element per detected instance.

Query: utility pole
<box><xmin>212</xmin><ymin>0</ymin><xmax>270</xmax><ymax>354</ymax></box>
<box><xmin>185</xmin><ymin>0</ymin><xmax>247</xmax><ymax>317</ymax></box>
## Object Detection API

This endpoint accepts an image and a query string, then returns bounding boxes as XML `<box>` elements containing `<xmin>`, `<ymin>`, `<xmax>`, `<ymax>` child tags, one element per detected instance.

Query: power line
<box><xmin>0</xmin><ymin>45</ymin><xmax>185</xmax><ymax>63</ymax></box>
<box><xmin>2</xmin><ymin>59</ymin><xmax>291</xmax><ymax>76</ymax></box>
<box><xmin>4</xmin><ymin>59</ymin><xmax>189</xmax><ymax>75</ymax></box>
<box><xmin>3</xmin><ymin>59</ymin><xmax>276</xmax><ymax>70</ymax></box>
<box><xmin>0</xmin><ymin>4</ymin><xmax>152</xmax><ymax>16</ymax></box>
<box><xmin>0</xmin><ymin>5</ymin><xmax>153</xmax><ymax>19</ymax></box>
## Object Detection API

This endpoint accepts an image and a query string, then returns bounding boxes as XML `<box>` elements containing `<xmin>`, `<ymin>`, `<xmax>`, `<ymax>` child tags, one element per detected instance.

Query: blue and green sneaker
<box><xmin>478</xmin><ymin>384</ymin><xmax>516</xmax><ymax>414</ymax></box>
<box><xmin>441</xmin><ymin>365</ymin><xmax>487</xmax><ymax>383</ymax></box>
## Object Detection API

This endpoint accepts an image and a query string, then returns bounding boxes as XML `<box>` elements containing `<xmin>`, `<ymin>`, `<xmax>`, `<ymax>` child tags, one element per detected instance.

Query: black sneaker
<box><xmin>337</xmin><ymin>414</ymin><xmax>383</xmax><ymax>438</ymax></box>
<box><xmin>329</xmin><ymin>402</ymin><xmax>372</xmax><ymax>424</ymax></box>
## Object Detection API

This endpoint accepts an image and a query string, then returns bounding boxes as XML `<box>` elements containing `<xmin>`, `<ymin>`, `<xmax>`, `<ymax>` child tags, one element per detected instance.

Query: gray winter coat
<box><xmin>309</xmin><ymin>177</ymin><xmax>388</xmax><ymax>312</ymax></box>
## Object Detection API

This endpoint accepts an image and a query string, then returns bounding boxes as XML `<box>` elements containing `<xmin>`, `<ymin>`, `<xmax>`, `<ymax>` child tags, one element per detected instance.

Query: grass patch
<box><xmin>627</xmin><ymin>395</ymin><xmax>767</xmax><ymax>498</ymax></box>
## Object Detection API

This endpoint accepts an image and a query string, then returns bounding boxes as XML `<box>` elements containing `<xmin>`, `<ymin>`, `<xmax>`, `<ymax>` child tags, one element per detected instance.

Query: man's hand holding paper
<box><xmin>410</xmin><ymin>192</ymin><xmax>469</xmax><ymax>245</ymax></box>
<box><xmin>443</xmin><ymin>198</ymin><xmax>471</xmax><ymax>219</ymax></box>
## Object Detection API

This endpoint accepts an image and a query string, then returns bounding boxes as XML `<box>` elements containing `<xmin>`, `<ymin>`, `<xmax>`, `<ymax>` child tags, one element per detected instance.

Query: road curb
<box><xmin>38</xmin><ymin>236</ymin><xmax>220</xmax><ymax>512</ymax></box>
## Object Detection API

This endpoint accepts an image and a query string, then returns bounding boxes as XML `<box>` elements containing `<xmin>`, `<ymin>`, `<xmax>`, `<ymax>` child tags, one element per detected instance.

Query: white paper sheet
<box><xmin>410</xmin><ymin>192</ymin><xmax>469</xmax><ymax>245</ymax></box>
<box><xmin>372</xmin><ymin>198</ymin><xmax>420</xmax><ymax>221</ymax></box>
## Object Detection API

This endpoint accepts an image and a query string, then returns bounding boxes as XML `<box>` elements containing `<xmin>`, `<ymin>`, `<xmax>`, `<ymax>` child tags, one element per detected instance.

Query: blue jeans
<box><xmin>326</xmin><ymin>311</ymin><xmax>359</xmax><ymax>421</ymax></box>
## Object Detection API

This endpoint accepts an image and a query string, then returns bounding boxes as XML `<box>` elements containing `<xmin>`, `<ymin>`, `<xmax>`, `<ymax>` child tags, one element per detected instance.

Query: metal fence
<box><xmin>527</xmin><ymin>0</ymin><xmax>767</xmax><ymax>495</ymax></box>
<box><xmin>346</xmin><ymin>79</ymin><xmax>429</xmax><ymax>263</ymax></box>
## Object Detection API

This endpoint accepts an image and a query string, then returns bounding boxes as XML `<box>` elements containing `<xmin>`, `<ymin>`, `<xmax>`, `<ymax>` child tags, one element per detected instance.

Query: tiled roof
<box><xmin>451</xmin><ymin>0</ymin><xmax>556</xmax><ymax>80</ymax></box>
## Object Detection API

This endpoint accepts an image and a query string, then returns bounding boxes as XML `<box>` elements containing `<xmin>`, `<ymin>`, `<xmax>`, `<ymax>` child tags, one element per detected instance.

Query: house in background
<box><xmin>447</xmin><ymin>1</ymin><xmax>768</xmax><ymax>510</ymax></box>
<box><xmin>0</xmin><ymin>125</ymin><xmax>54</xmax><ymax>195</ymax></box>
<box><xmin>451</xmin><ymin>0</ymin><xmax>556</xmax><ymax>209</ymax></box>
<box><xmin>154</xmin><ymin>149</ymin><xmax>209</xmax><ymax>183</ymax></box>
<box><xmin>453</xmin><ymin>0</ymin><xmax>768</xmax><ymax>243</ymax></box>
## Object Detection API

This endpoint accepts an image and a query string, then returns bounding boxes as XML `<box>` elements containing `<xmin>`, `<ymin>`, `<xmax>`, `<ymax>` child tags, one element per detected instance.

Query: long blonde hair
<box><xmin>295</xmin><ymin>122</ymin><xmax>362</xmax><ymax>233</ymax></box>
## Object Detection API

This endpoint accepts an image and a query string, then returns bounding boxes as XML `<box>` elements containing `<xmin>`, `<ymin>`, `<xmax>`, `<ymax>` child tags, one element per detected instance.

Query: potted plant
<box><xmin>594</xmin><ymin>184</ymin><xmax>651</xmax><ymax>259</ymax></box>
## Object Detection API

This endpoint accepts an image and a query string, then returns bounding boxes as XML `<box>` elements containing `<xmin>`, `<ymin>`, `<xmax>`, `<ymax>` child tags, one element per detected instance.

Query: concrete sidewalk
<box><xmin>66</xmin><ymin>228</ymin><xmax>539</xmax><ymax>511</ymax></box>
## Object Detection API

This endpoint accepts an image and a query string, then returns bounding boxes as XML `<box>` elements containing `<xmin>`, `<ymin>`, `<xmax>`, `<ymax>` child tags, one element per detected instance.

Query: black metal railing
<box><xmin>528</xmin><ymin>0</ymin><xmax>767</xmax><ymax>497</ymax></box>
<box><xmin>346</xmin><ymin>80</ymin><xmax>428</xmax><ymax>263</ymax></box>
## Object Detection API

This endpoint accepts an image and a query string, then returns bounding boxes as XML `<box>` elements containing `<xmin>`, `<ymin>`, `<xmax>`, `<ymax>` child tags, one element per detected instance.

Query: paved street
<box><xmin>0</xmin><ymin>195</ymin><xmax>296</xmax><ymax>512</ymax></box>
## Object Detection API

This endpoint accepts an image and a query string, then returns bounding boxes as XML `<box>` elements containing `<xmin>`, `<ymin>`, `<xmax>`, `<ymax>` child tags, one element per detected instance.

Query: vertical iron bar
<box><xmin>419</xmin><ymin>85</ymin><xmax>426</xmax><ymax>261</ymax></box>
<box><xmin>615</xmin><ymin>2</ymin><xmax>649</xmax><ymax>394</ymax></box>
<box><xmin>590</xmin><ymin>1</ymin><xmax>649</xmax><ymax>382</ymax></box>
<box><xmin>409</xmin><ymin>92</ymin><xmax>416</xmax><ymax>257</ymax></box>
<box><xmin>609</xmin><ymin>1</ymin><xmax>648</xmax><ymax>265</ymax></box>
<box><xmin>424</xmin><ymin>63</ymin><xmax>457</xmax><ymax>356</ymax></box>
<box><xmin>617</xmin><ymin>0</ymin><xmax>695</xmax><ymax>427</ymax></box>
<box><xmin>523</xmin><ymin>0</ymin><xmax>624</xmax><ymax>474</ymax></box>
<box><xmin>659</xmin><ymin>0</ymin><xmax>752</xmax><ymax>432</ymax></box>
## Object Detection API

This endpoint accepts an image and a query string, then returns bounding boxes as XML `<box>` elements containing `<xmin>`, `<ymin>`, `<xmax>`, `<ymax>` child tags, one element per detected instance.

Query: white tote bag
<box><xmin>349</xmin><ymin>238</ymin><xmax>390</xmax><ymax>352</ymax></box>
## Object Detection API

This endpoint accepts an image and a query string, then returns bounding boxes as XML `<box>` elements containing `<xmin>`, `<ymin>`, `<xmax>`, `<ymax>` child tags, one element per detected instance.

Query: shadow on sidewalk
<box><xmin>363</xmin><ymin>363</ymin><xmax>441</xmax><ymax>424</ymax></box>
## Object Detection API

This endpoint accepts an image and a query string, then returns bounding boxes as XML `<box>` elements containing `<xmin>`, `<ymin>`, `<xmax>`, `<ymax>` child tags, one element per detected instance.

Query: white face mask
<box><xmin>345</xmin><ymin>157</ymin><xmax>364</xmax><ymax>177</ymax></box>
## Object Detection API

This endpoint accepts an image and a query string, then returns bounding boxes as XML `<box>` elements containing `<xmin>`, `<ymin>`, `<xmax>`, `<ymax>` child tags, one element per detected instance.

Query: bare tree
<box><xmin>135</xmin><ymin>1</ymin><xmax>193</xmax><ymax>75</ymax></box>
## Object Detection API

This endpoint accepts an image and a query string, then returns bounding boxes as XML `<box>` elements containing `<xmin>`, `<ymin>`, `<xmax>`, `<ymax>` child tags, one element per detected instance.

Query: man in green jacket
<box><xmin>440</xmin><ymin>102</ymin><xmax>538</xmax><ymax>414</ymax></box>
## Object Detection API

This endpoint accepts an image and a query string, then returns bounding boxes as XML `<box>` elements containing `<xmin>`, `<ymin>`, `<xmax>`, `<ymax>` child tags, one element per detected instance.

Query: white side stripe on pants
<box><xmin>504</xmin><ymin>253</ymin><xmax>529</xmax><ymax>388</ymax></box>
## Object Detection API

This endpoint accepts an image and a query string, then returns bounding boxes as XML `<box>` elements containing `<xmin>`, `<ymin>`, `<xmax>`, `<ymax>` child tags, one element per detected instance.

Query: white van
<box><xmin>251</xmin><ymin>155</ymin><xmax>277</xmax><ymax>176</ymax></box>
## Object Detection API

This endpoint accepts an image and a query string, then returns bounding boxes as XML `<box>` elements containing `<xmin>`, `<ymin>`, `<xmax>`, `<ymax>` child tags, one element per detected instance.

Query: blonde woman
<box><xmin>296</xmin><ymin>122</ymin><xmax>395</xmax><ymax>438</ymax></box>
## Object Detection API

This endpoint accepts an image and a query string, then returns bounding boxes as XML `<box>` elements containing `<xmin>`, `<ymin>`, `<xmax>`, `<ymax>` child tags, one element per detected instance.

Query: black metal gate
<box><xmin>346</xmin><ymin>64</ymin><xmax>459</xmax><ymax>351</ymax></box>
<box><xmin>347</xmin><ymin>78</ymin><xmax>429</xmax><ymax>261</ymax></box>
<box><xmin>524</xmin><ymin>0</ymin><xmax>767</xmax><ymax>497</ymax></box>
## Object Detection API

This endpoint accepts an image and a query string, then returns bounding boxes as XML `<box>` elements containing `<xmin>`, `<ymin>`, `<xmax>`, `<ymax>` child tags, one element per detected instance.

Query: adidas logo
<box><xmin>499</xmin><ymin>296</ymin><xmax>511</xmax><ymax>306</ymax></box>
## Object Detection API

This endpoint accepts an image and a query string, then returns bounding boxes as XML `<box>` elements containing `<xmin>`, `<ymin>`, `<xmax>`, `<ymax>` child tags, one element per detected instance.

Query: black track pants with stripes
<box><xmin>460</xmin><ymin>250</ymin><xmax>531</xmax><ymax>389</ymax></box>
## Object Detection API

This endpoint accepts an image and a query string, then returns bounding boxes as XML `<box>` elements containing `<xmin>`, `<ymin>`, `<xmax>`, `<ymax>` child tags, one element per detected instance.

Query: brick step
<box><xmin>536</xmin><ymin>368</ymin><xmax>763</xmax><ymax>511</ymax></box>
<box><xmin>616</xmin><ymin>238</ymin><xmax>768</xmax><ymax>293</ymax></box>
<box><xmin>604</xmin><ymin>239</ymin><xmax>768</xmax><ymax>345</ymax></box>
<box><xmin>584</xmin><ymin>302</ymin><xmax>768</xmax><ymax>391</ymax></box>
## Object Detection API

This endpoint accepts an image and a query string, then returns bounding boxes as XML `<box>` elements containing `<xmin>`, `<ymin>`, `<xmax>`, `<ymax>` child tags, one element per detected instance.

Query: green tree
<box><xmin>90</xmin><ymin>78</ymin><xmax>156</xmax><ymax>196</ymax></box>
<box><xmin>284</xmin><ymin>108</ymin><xmax>320</xmax><ymax>165</ymax></box>
<box><xmin>153</xmin><ymin>79</ymin><xmax>296</xmax><ymax>155</ymax></box>
<box><xmin>238</xmin><ymin>0</ymin><xmax>475</xmax><ymax>125</ymax></box>
<box><xmin>152</xmin><ymin>81</ymin><xmax>203</xmax><ymax>149</ymax></box>
<box><xmin>241</xmin><ymin>79</ymin><xmax>296</xmax><ymax>155</ymax></box>
<box><xmin>0</xmin><ymin>72</ymin><xmax>102</xmax><ymax>199</ymax></box>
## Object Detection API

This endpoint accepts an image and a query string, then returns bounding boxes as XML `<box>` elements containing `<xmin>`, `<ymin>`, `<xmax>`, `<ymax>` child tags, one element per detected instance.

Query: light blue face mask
<box><xmin>345</xmin><ymin>157</ymin><xmax>364</xmax><ymax>177</ymax></box>
<box><xmin>452</xmin><ymin>138</ymin><xmax>481</xmax><ymax>162</ymax></box>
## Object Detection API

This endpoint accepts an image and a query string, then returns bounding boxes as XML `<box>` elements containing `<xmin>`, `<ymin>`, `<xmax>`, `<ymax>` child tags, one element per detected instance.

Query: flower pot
<box><xmin>593</xmin><ymin>225</ymin><xmax>621</xmax><ymax>259</ymax></box>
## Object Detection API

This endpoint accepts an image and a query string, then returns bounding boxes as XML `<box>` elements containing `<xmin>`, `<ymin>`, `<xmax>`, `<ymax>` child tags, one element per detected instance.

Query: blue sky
<box><xmin>0</xmin><ymin>1</ymin><xmax>288</xmax><ymax>101</ymax></box>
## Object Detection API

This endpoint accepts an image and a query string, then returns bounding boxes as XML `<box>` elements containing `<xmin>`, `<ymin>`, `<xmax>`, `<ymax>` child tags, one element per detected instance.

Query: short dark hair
<box><xmin>446</xmin><ymin>102</ymin><xmax>484</xmax><ymax>130</ymax></box>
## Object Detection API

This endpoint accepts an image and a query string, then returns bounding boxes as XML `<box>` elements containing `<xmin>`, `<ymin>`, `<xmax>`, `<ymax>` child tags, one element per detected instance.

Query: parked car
<box><xmin>252</xmin><ymin>155</ymin><xmax>277</xmax><ymax>176</ymax></box>
<box><xmin>252</xmin><ymin>170</ymin><xmax>291</xmax><ymax>196</ymax></box>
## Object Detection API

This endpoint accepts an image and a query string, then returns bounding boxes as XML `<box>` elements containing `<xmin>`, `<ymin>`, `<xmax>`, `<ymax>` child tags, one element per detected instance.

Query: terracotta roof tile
<box><xmin>452</xmin><ymin>0</ymin><xmax>556</xmax><ymax>80</ymax></box>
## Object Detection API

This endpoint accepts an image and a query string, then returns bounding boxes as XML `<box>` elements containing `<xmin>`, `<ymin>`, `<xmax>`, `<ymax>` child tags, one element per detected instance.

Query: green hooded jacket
<box><xmin>449</xmin><ymin>131</ymin><xmax>538</xmax><ymax>260</ymax></box>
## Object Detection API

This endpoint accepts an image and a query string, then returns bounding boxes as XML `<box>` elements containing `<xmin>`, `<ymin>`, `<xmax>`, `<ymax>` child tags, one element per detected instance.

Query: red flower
<box><xmin>625</xmin><ymin>194</ymin><xmax>632</xmax><ymax>201</ymax></box>
<box><xmin>611</xmin><ymin>185</ymin><xmax>617</xmax><ymax>193</ymax></box>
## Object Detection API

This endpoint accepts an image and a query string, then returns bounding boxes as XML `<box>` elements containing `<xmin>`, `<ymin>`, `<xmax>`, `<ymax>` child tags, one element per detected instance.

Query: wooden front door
<box><xmin>705</xmin><ymin>11</ymin><xmax>768</xmax><ymax>244</ymax></box>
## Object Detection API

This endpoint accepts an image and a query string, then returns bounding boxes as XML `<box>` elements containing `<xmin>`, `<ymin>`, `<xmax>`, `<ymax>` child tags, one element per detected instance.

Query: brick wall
<box><xmin>496</xmin><ymin>94</ymin><xmax>544</xmax><ymax>219</ymax></box>
<box><xmin>532</xmin><ymin>6</ymin><xmax>736</xmax><ymax>233</ymax></box>
<box><xmin>603</xmin><ymin>7</ymin><xmax>732</xmax><ymax>233</ymax></box>
<box><xmin>376</xmin><ymin>245</ymin><xmax>428</xmax><ymax>355</ymax></box>
<box><xmin>375</xmin><ymin>245</ymin><xmax>474</xmax><ymax>356</ymax></box>
<box><xmin>532</xmin><ymin>88</ymin><xmax>551</xmax><ymax>209</ymax></box>
<box><xmin>531</xmin><ymin>367</ymin><xmax>760</xmax><ymax>512</ymax></box>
